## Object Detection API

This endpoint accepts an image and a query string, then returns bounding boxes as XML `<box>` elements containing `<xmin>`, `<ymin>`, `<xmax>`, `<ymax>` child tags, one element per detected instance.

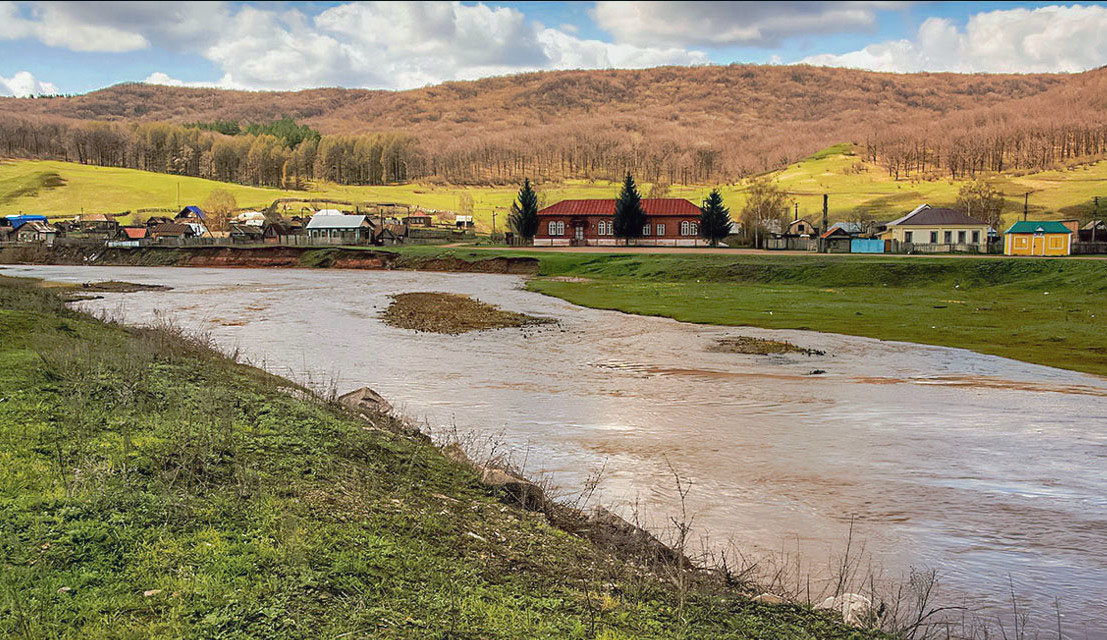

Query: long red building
<box><xmin>534</xmin><ymin>198</ymin><xmax>707</xmax><ymax>246</ymax></box>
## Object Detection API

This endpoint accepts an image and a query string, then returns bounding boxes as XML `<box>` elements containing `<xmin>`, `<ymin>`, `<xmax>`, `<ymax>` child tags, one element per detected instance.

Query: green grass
<box><xmin>382</xmin><ymin>247</ymin><xmax>1107</xmax><ymax>377</ymax></box>
<box><xmin>3</xmin><ymin>144</ymin><xmax>1105</xmax><ymax>231</ymax></box>
<box><xmin>0</xmin><ymin>275</ymin><xmax>878</xmax><ymax>639</ymax></box>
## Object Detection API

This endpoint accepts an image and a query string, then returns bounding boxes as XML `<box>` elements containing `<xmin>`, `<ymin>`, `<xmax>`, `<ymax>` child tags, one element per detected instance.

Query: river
<box><xmin>8</xmin><ymin>264</ymin><xmax>1107</xmax><ymax>636</ymax></box>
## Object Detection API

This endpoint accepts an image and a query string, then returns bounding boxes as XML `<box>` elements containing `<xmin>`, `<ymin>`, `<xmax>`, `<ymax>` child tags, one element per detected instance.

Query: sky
<box><xmin>2</xmin><ymin>1</ymin><xmax>1107</xmax><ymax>97</ymax></box>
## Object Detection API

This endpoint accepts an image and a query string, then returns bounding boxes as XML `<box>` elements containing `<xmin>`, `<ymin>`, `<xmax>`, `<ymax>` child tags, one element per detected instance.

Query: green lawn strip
<box><xmin>0</xmin><ymin>276</ymin><xmax>876</xmax><ymax>639</ymax></box>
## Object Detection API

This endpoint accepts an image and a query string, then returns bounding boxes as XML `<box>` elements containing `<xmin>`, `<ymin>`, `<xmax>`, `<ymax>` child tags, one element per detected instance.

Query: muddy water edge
<box><xmin>7</xmin><ymin>264</ymin><xmax>1107</xmax><ymax>637</ymax></box>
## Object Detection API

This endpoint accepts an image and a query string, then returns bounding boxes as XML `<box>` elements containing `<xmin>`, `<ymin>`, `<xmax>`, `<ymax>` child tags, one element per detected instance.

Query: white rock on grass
<box><xmin>817</xmin><ymin>593</ymin><xmax>872</xmax><ymax>626</ymax></box>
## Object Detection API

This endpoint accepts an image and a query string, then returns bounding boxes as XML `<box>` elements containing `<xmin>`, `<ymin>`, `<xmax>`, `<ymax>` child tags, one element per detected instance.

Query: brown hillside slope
<box><xmin>0</xmin><ymin>65</ymin><xmax>1071</xmax><ymax>137</ymax></box>
<box><xmin>2</xmin><ymin>65</ymin><xmax>1105</xmax><ymax>183</ymax></box>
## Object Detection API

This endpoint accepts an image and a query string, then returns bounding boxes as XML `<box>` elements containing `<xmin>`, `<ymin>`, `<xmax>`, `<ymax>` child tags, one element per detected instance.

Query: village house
<box><xmin>175</xmin><ymin>206</ymin><xmax>205</xmax><ymax>222</ymax></box>
<box><xmin>403</xmin><ymin>213</ymin><xmax>434</xmax><ymax>227</ymax></box>
<box><xmin>119</xmin><ymin>226</ymin><xmax>148</xmax><ymax>241</ymax></box>
<box><xmin>149</xmin><ymin>222</ymin><xmax>193</xmax><ymax>241</ymax></box>
<box><xmin>229</xmin><ymin>224</ymin><xmax>265</xmax><ymax>243</ymax></box>
<box><xmin>375</xmin><ymin>224</ymin><xmax>405</xmax><ymax>245</ymax></box>
<box><xmin>262</xmin><ymin>220</ymin><xmax>293</xmax><ymax>243</ymax></box>
<box><xmin>62</xmin><ymin>213</ymin><xmax>120</xmax><ymax>241</ymax></box>
<box><xmin>4</xmin><ymin>214</ymin><xmax>48</xmax><ymax>231</ymax></box>
<box><xmin>15</xmin><ymin>220</ymin><xmax>58</xmax><ymax>245</ymax></box>
<box><xmin>232</xmin><ymin>211</ymin><xmax>267</xmax><ymax>227</ymax></box>
<box><xmin>305</xmin><ymin>214</ymin><xmax>374</xmax><ymax>244</ymax></box>
<box><xmin>878</xmin><ymin>204</ymin><xmax>990</xmax><ymax>251</ymax></box>
<box><xmin>1080</xmin><ymin>219</ymin><xmax>1105</xmax><ymax>242</ymax></box>
<box><xmin>1004</xmin><ymin>221</ymin><xmax>1073</xmax><ymax>256</ymax></box>
<box><xmin>106</xmin><ymin>226</ymin><xmax>149</xmax><ymax>248</ymax></box>
<box><xmin>787</xmin><ymin>218</ymin><xmax>817</xmax><ymax>236</ymax></box>
<box><xmin>534</xmin><ymin>198</ymin><xmax>706</xmax><ymax>247</ymax></box>
<box><xmin>818</xmin><ymin>221</ymin><xmax>867</xmax><ymax>253</ymax></box>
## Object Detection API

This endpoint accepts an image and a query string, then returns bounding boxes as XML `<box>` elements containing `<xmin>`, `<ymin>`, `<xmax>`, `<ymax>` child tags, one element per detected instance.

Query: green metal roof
<box><xmin>1005</xmin><ymin>221</ymin><xmax>1072</xmax><ymax>234</ymax></box>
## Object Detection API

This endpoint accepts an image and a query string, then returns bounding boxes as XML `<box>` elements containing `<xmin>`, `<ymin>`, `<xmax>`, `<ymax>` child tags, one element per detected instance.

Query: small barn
<box><xmin>1004</xmin><ymin>221</ymin><xmax>1073</xmax><ymax>256</ymax></box>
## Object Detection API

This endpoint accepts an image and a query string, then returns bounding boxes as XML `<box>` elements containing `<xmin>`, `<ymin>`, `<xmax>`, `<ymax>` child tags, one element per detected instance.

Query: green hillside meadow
<box><xmin>3</xmin><ymin>143</ymin><xmax>1106</xmax><ymax>230</ymax></box>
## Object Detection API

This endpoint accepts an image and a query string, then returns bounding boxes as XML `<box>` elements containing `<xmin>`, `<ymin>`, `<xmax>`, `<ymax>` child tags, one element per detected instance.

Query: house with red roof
<box><xmin>534</xmin><ymin>198</ymin><xmax>706</xmax><ymax>247</ymax></box>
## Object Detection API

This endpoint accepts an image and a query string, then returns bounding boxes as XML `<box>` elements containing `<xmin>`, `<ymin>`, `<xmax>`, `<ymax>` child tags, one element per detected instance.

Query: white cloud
<box><xmin>592</xmin><ymin>1</ymin><xmax>902</xmax><ymax>48</ymax></box>
<box><xmin>801</xmin><ymin>5</ymin><xmax>1107</xmax><ymax>73</ymax></box>
<box><xmin>0</xmin><ymin>70</ymin><xmax>59</xmax><ymax>96</ymax></box>
<box><xmin>0</xmin><ymin>1</ymin><xmax>149</xmax><ymax>52</ymax></box>
<box><xmin>142</xmin><ymin>71</ymin><xmax>223</xmax><ymax>89</ymax></box>
<box><xmin>0</xmin><ymin>1</ymin><xmax>709</xmax><ymax>91</ymax></box>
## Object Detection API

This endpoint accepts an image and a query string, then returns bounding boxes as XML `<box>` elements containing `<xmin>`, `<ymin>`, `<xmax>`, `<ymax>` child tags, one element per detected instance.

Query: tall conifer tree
<box><xmin>508</xmin><ymin>178</ymin><xmax>540</xmax><ymax>240</ymax></box>
<box><xmin>699</xmin><ymin>189</ymin><xmax>732</xmax><ymax>246</ymax></box>
<box><xmin>613</xmin><ymin>173</ymin><xmax>647</xmax><ymax>246</ymax></box>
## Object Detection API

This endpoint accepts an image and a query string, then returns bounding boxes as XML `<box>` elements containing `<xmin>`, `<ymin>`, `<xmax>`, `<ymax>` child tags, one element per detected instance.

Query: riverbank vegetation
<box><xmin>0</xmin><ymin>275</ymin><xmax>885</xmax><ymax>638</ymax></box>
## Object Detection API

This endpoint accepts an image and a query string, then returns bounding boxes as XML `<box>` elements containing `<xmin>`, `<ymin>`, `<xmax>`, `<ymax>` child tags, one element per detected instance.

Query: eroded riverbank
<box><xmin>7</xmin><ymin>264</ymin><xmax>1107</xmax><ymax>636</ymax></box>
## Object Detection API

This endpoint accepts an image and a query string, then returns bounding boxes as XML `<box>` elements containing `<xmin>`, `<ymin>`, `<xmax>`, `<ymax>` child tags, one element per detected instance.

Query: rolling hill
<box><xmin>4</xmin><ymin>64</ymin><xmax>1106</xmax><ymax>185</ymax></box>
<box><xmin>3</xmin><ymin>144</ymin><xmax>1104</xmax><ymax>230</ymax></box>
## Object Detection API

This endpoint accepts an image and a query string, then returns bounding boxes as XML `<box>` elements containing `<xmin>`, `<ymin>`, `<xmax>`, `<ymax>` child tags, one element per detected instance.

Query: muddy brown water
<box><xmin>9</xmin><ymin>265</ymin><xmax>1107</xmax><ymax>636</ymax></box>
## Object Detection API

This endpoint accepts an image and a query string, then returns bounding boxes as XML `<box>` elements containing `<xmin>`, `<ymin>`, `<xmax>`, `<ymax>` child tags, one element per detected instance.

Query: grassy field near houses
<box><xmin>0</xmin><ymin>274</ymin><xmax>881</xmax><ymax>639</ymax></box>
<box><xmin>386</xmin><ymin>247</ymin><xmax>1107</xmax><ymax>377</ymax></box>
<box><xmin>3</xmin><ymin>143</ymin><xmax>1106</xmax><ymax>231</ymax></box>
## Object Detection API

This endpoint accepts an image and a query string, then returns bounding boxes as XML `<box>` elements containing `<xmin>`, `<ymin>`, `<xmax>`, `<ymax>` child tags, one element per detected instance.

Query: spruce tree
<box><xmin>699</xmin><ymin>188</ymin><xmax>732</xmax><ymax>246</ymax></box>
<box><xmin>508</xmin><ymin>178</ymin><xmax>540</xmax><ymax>240</ymax></box>
<box><xmin>612</xmin><ymin>172</ymin><xmax>647</xmax><ymax>245</ymax></box>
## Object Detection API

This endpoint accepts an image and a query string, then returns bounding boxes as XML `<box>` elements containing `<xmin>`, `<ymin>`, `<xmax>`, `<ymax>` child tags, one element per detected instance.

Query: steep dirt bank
<box><xmin>0</xmin><ymin>244</ymin><xmax>539</xmax><ymax>275</ymax></box>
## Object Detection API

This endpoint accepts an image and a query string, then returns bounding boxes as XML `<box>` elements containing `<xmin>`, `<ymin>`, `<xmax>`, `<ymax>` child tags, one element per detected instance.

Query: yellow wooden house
<box><xmin>1003</xmin><ymin>221</ymin><xmax>1073</xmax><ymax>256</ymax></box>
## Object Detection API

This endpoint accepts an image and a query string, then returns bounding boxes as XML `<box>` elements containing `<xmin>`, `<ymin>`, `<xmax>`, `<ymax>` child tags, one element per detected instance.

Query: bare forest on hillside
<box><xmin>1</xmin><ymin>65</ymin><xmax>1106</xmax><ymax>187</ymax></box>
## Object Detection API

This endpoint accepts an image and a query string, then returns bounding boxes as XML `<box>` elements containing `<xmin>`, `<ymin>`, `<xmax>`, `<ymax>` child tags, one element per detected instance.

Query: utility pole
<box><xmin>491</xmin><ymin>210</ymin><xmax>497</xmax><ymax>237</ymax></box>
<box><xmin>820</xmin><ymin>193</ymin><xmax>828</xmax><ymax>253</ymax></box>
<box><xmin>1023</xmin><ymin>192</ymin><xmax>1029</xmax><ymax>221</ymax></box>
<box><xmin>794</xmin><ymin>201</ymin><xmax>799</xmax><ymax>221</ymax></box>
<box><xmin>177</xmin><ymin>182</ymin><xmax>180</xmax><ymax>211</ymax></box>
<box><xmin>1094</xmin><ymin>196</ymin><xmax>1099</xmax><ymax>243</ymax></box>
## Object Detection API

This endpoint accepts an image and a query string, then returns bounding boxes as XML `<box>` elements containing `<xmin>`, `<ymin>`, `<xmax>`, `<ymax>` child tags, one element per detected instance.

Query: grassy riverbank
<box><xmin>391</xmin><ymin>248</ymin><xmax>1107</xmax><ymax>377</ymax></box>
<box><xmin>0</xmin><ymin>275</ymin><xmax>876</xmax><ymax>639</ymax></box>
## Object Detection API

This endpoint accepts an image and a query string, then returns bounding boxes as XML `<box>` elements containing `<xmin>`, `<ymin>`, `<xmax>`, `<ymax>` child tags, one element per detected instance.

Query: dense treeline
<box><xmin>0</xmin><ymin>113</ymin><xmax>735</xmax><ymax>186</ymax></box>
<box><xmin>866</xmin><ymin>70</ymin><xmax>1107</xmax><ymax>179</ymax></box>
<box><xmin>0</xmin><ymin>117</ymin><xmax>416</xmax><ymax>188</ymax></box>
<box><xmin>867</xmin><ymin>124</ymin><xmax>1107</xmax><ymax>180</ymax></box>
<box><xmin>2</xmin><ymin>65</ymin><xmax>1107</xmax><ymax>187</ymax></box>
